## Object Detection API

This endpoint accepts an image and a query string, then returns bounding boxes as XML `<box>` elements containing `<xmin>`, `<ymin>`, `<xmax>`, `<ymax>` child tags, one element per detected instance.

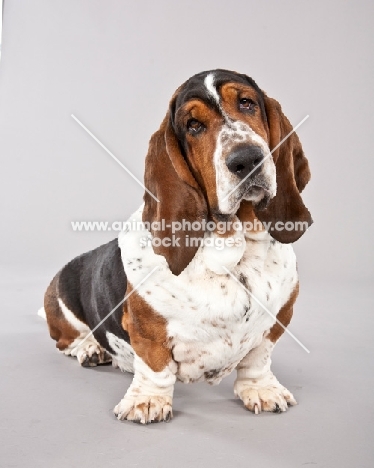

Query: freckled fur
<box><xmin>118</xmin><ymin>205</ymin><xmax>298</xmax><ymax>384</ymax></box>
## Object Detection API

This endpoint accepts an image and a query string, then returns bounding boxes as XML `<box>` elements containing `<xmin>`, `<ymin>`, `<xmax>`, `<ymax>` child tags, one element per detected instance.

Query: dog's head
<box><xmin>143</xmin><ymin>69</ymin><xmax>312</xmax><ymax>275</ymax></box>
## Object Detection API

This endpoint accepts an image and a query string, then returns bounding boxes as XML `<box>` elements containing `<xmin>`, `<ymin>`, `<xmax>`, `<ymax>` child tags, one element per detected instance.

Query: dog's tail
<box><xmin>37</xmin><ymin>307</ymin><xmax>47</xmax><ymax>320</ymax></box>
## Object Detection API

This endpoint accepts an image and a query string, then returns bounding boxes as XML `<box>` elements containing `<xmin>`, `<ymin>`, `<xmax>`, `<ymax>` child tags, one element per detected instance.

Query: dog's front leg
<box><xmin>114</xmin><ymin>355</ymin><xmax>177</xmax><ymax>424</ymax></box>
<box><xmin>234</xmin><ymin>337</ymin><xmax>297</xmax><ymax>414</ymax></box>
<box><xmin>234</xmin><ymin>285</ymin><xmax>299</xmax><ymax>414</ymax></box>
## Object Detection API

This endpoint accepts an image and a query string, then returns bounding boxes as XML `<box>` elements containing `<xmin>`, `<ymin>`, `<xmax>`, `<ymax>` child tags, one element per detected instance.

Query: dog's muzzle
<box><xmin>225</xmin><ymin>144</ymin><xmax>274</xmax><ymax>210</ymax></box>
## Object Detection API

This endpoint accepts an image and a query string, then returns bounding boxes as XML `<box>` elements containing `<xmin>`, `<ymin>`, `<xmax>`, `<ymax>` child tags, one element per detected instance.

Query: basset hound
<box><xmin>42</xmin><ymin>69</ymin><xmax>312</xmax><ymax>424</ymax></box>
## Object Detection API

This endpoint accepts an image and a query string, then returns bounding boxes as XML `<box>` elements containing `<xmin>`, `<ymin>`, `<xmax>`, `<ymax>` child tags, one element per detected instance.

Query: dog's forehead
<box><xmin>173</xmin><ymin>69</ymin><xmax>263</xmax><ymax>114</ymax></box>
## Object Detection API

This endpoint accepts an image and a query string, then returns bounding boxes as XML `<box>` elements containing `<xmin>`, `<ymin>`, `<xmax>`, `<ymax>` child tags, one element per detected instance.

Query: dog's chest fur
<box><xmin>118</xmin><ymin>206</ymin><xmax>298</xmax><ymax>384</ymax></box>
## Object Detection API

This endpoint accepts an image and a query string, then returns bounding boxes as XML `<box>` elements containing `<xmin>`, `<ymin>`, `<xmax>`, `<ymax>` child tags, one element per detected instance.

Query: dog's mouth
<box><xmin>237</xmin><ymin>174</ymin><xmax>274</xmax><ymax>208</ymax></box>
<box><xmin>244</xmin><ymin>184</ymin><xmax>266</xmax><ymax>199</ymax></box>
<box><xmin>217</xmin><ymin>184</ymin><xmax>272</xmax><ymax>216</ymax></box>
<box><xmin>217</xmin><ymin>170</ymin><xmax>276</xmax><ymax>215</ymax></box>
<box><xmin>242</xmin><ymin>184</ymin><xmax>272</xmax><ymax>211</ymax></box>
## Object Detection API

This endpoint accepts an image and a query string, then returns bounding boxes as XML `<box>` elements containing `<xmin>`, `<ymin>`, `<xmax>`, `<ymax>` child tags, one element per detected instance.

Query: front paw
<box><xmin>113</xmin><ymin>395</ymin><xmax>173</xmax><ymax>424</ymax></box>
<box><xmin>234</xmin><ymin>373</ymin><xmax>297</xmax><ymax>414</ymax></box>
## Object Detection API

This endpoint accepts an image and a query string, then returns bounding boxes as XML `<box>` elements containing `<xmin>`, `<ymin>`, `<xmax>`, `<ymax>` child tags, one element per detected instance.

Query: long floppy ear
<box><xmin>253</xmin><ymin>95</ymin><xmax>313</xmax><ymax>243</ymax></box>
<box><xmin>142</xmin><ymin>113</ymin><xmax>207</xmax><ymax>275</ymax></box>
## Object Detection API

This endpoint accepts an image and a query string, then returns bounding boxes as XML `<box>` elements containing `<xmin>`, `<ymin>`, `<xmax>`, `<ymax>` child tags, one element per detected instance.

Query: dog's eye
<box><xmin>187</xmin><ymin>119</ymin><xmax>204</xmax><ymax>135</ymax></box>
<box><xmin>239</xmin><ymin>98</ymin><xmax>256</xmax><ymax>112</ymax></box>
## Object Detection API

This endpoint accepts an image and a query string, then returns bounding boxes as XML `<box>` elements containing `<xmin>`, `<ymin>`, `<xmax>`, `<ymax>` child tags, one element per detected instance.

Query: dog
<box><xmin>42</xmin><ymin>69</ymin><xmax>312</xmax><ymax>424</ymax></box>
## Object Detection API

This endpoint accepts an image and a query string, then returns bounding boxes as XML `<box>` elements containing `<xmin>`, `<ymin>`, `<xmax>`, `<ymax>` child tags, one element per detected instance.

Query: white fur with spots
<box><xmin>106</xmin><ymin>331</ymin><xmax>134</xmax><ymax>373</ymax></box>
<box><xmin>118</xmin><ymin>205</ymin><xmax>298</xmax><ymax>386</ymax></box>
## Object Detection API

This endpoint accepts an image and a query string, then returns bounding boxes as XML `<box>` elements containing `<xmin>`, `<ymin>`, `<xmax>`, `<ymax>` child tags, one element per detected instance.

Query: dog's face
<box><xmin>143</xmin><ymin>69</ymin><xmax>312</xmax><ymax>275</ymax></box>
<box><xmin>171</xmin><ymin>70</ymin><xmax>276</xmax><ymax>215</ymax></box>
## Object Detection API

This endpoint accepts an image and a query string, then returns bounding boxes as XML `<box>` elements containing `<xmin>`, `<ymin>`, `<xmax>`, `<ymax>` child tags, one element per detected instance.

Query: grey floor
<box><xmin>1</xmin><ymin>267</ymin><xmax>373</xmax><ymax>468</ymax></box>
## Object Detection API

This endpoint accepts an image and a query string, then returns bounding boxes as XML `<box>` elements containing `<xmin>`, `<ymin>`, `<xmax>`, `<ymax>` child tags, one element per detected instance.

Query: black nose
<box><xmin>226</xmin><ymin>146</ymin><xmax>264</xmax><ymax>179</ymax></box>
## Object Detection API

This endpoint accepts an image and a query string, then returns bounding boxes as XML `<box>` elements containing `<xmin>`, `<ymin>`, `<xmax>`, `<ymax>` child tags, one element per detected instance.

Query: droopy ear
<box><xmin>253</xmin><ymin>95</ymin><xmax>313</xmax><ymax>243</ymax></box>
<box><xmin>142</xmin><ymin>113</ymin><xmax>207</xmax><ymax>275</ymax></box>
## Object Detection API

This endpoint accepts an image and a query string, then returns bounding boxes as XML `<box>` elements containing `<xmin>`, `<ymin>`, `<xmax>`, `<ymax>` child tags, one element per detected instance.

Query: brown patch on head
<box><xmin>267</xmin><ymin>282</ymin><xmax>299</xmax><ymax>343</ymax></box>
<box><xmin>44</xmin><ymin>273</ymin><xmax>80</xmax><ymax>351</ymax></box>
<box><xmin>173</xmin><ymin>99</ymin><xmax>221</xmax><ymax>209</ymax></box>
<box><xmin>220</xmin><ymin>83</ymin><xmax>268</xmax><ymax>142</ymax></box>
<box><xmin>122</xmin><ymin>282</ymin><xmax>171</xmax><ymax>372</ymax></box>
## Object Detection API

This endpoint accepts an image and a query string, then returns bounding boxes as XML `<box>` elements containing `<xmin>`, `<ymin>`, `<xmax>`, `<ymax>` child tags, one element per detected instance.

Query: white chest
<box><xmin>118</xmin><ymin>206</ymin><xmax>298</xmax><ymax>384</ymax></box>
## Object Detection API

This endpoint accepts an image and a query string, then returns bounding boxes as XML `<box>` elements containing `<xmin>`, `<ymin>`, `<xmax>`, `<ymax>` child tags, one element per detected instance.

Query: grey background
<box><xmin>0</xmin><ymin>1</ymin><xmax>373</xmax><ymax>467</ymax></box>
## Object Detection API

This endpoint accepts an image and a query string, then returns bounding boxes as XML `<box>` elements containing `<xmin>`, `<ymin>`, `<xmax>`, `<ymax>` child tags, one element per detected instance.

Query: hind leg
<box><xmin>44</xmin><ymin>273</ymin><xmax>111</xmax><ymax>367</ymax></box>
<box><xmin>60</xmin><ymin>328</ymin><xmax>112</xmax><ymax>367</ymax></box>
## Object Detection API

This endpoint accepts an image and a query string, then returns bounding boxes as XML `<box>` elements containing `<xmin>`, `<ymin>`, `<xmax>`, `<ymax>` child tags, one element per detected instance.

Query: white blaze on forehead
<box><xmin>204</xmin><ymin>73</ymin><xmax>220</xmax><ymax>105</ymax></box>
<box><xmin>204</xmin><ymin>73</ymin><xmax>232</xmax><ymax>124</ymax></box>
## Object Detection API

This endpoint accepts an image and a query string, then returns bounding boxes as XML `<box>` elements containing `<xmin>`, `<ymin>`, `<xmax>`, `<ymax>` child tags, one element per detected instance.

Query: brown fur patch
<box><xmin>220</xmin><ymin>83</ymin><xmax>268</xmax><ymax>141</ymax></box>
<box><xmin>267</xmin><ymin>282</ymin><xmax>299</xmax><ymax>343</ymax></box>
<box><xmin>122</xmin><ymin>282</ymin><xmax>171</xmax><ymax>372</ymax></box>
<box><xmin>175</xmin><ymin>100</ymin><xmax>221</xmax><ymax>209</ymax></box>
<box><xmin>44</xmin><ymin>273</ymin><xmax>80</xmax><ymax>351</ymax></box>
<box><xmin>237</xmin><ymin>202</ymin><xmax>266</xmax><ymax>235</ymax></box>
